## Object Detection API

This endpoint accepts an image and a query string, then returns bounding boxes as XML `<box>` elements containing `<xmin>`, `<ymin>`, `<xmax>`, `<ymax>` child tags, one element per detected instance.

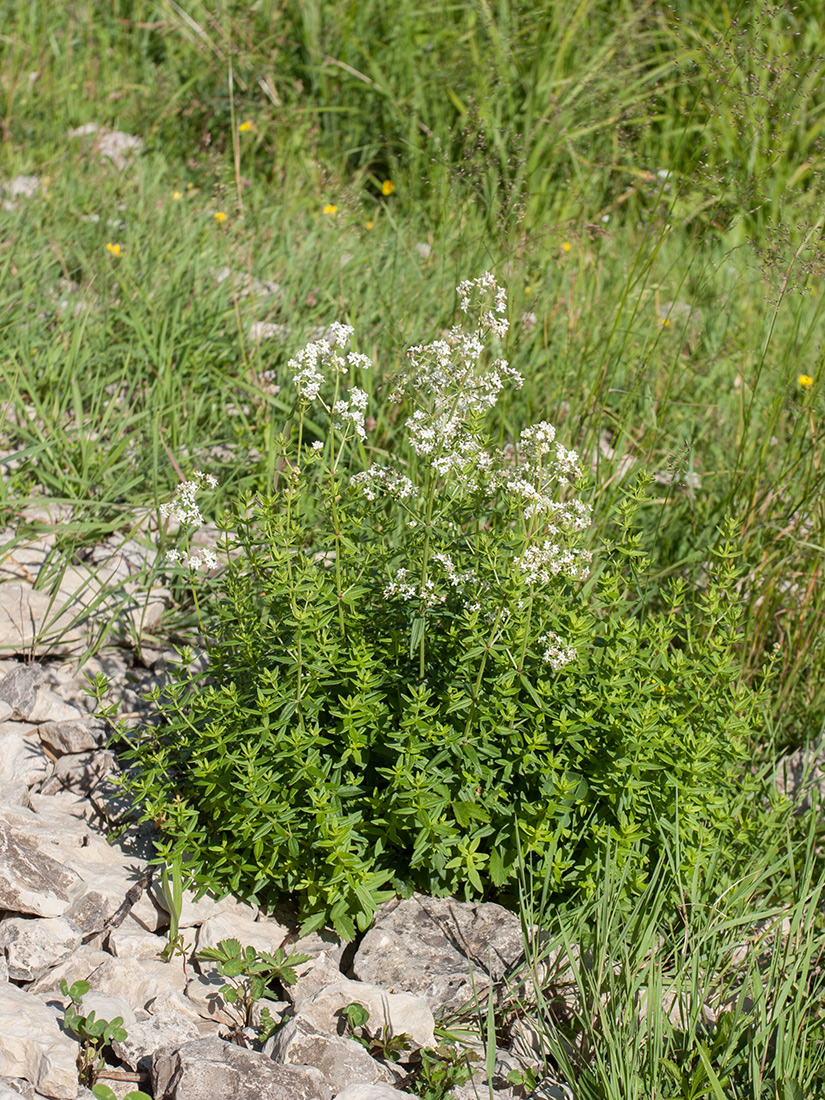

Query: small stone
<box><xmin>79</xmin><ymin>991</ymin><xmax>137</xmax><ymax>1030</ymax></box>
<box><xmin>112</xmin><ymin>1010</ymin><xmax>202</xmax><ymax>1072</ymax></box>
<box><xmin>38</xmin><ymin>715</ymin><xmax>106</xmax><ymax>756</ymax></box>
<box><xmin>298</xmin><ymin>979</ymin><xmax>435</xmax><ymax>1049</ymax></box>
<box><xmin>152</xmin><ymin>1037</ymin><xmax>332</xmax><ymax>1100</ymax></box>
<box><xmin>0</xmin><ymin>664</ymin><xmax>44</xmax><ymax>719</ymax></box>
<box><xmin>0</xmin><ymin>915</ymin><xmax>82</xmax><ymax>981</ymax></box>
<box><xmin>333</xmin><ymin>1086</ymin><xmax>417</xmax><ymax>1100</ymax></box>
<box><xmin>0</xmin><ymin>819</ymin><xmax>83</xmax><ymax>917</ymax></box>
<box><xmin>27</xmin><ymin>688</ymin><xmax>85</xmax><ymax>724</ymax></box>
<box><xmin>265</xmin><ymin>1015</ymin><xmax>393</xmax><ymax>1093</ymax></box>
<box><xmin>41</xmin><ymin>748</ymin><xmax>115</xmax><ymax>794</ymax></box>
<box><xmin>0</xmin><ymin>725</ymin><xmax>49</xmax><ymax>787</ymax></box>
<box><xmin>194</xmin><ymin>911</ymin><xmax>290</xmax><ymax>956</ymax></box>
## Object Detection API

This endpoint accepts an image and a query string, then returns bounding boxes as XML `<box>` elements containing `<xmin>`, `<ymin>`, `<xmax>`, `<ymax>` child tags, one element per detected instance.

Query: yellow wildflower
<box><xmin>365</xmin><ymin>220</ymin><xmax>374</xmax><ymax>230</ymax></box>
<box><xmin>106</xmin><ymin>242</ymin><xmax>121</xmax><ymax>257</ymax></box>
<box><xmin>525</xmin><ymin>285</ymin><xmax>532</xmax><ymax>295</ymax></box>
<box><xmin>799</xmin><ymin>374</ymin><xmax>814</xmax><ymax>387</ymax></box>
<box><xmin>561</xmin><ymin>241</ymin><xmax>571</xmax><ymax>252</ymax></box>
<box><xmin>172</xmin><ymin>190</ymin><xmax>183</xmax><ymax>201</ymax></box>
<box><xmin>323</xmin><ymin>204</ymin><xmax>338</xmax><ymax>216</ymax></box>
<box><xmin>658</xmin><ymin>317</ymin><xmax>671</xmax><ymax>327</ymax></box>
<box><xmin>381</xmin><ymin>180</ymin><xmax>396</xmax><ymax>196</ymax></box>
<box><xmin>239</xmin><ymin>121</ymin><xmax>253</xmax><ymax>133</ymax></box>
<box><xmin>214</xmin><ymin>211</ymin><xmax>227</xmax><ymax>223</ymax></box>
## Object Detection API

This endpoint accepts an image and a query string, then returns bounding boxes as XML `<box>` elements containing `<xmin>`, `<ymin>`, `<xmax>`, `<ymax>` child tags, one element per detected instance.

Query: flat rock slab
<box><xmin>0</xmin><ymin>982</ymin><xmax>79</xmax><ymax>1099</ymax></box>
<box><xmin>152</xmin><ymin>1037</ymin><xmax>332</xmax><ymax>1100</ymax></box>
<box><xmin>0</xmin><ymin>820</ymin><xmax>83</xmax><ymax>917</ymax></box>
<box><xmin>352</xmin><ymin>894</ymin><xmax>525</xmax><ymax>1014</ymax></box>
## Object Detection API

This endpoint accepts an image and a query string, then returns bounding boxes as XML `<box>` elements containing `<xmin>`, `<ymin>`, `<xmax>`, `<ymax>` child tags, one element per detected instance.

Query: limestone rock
<box><xmin>152</xmin><ymin>885</ymin><xmax>258</xmax><ymax>930</ymax></box>
<box><xmin>27</xmin><ymin>689</ymin><xmax>85</xmax><ymax>725</ymax></box>
<box><xmin>194</xmin><ymin>911</ymin><xmax>290</xmax><ymax>955</ymax></box>
<box><xmin>79</xmin><ymin>954</ymin><xmax>188</xmax><ymax>1014</ymax></box>
<box><xmin>0</xmin><ymin>725</ymin><xmax>49</xmax><ymax>787</ymax></box>
<box><xmin>333</xmin><ymin>1086</ymin><xmax>416</xmax><ymax>1100</ymax></box>
<box><xmin>67</xmin><ymin>123</ymin><xmax>143</xmax><ymax>171</ymax></box>
<box><xmin>0</xmin><ymin>983</ymin><xmax>79</xmax><ymax>1099</ymax></box>
<box><xmin>40</xmin><ymin>749</ymin><xmax>115</xmax><ymax>795</ymax></box>
<box><xmin>0</xmin><ymin>664</ymin><xmax>44</xmax><ymax>719</ymax></box>
<box><xmin>79</xmin><ymin>991</ymin><xmax>136</xmax><ymax>1030</ymax></box>
<box><xmin>0</xmin><ymin>584</ymin><xmax>86</xmax><ymax>656</ymax></box>
<box><xmin>37</xmin><ymin>718</ymin><xmax>105</xmax><ymax>756</ymax></box>
<box><xmin>352</xmin><ymin>895</ymin><xmax>524</xmax><ymax>1013</ymax></box>
<box><xmin>151</xmin><ymin>1037</ymin><xmax>332</xmax><ymax>1100</ymax></box>
<box><xmin>265</xmin><ymin>1015</ymin><xmax>392</xmax><ymax>1094</ymax></box>
<box><xmin>28</xmin><ymin>948</ymin><xmax>111</xmax><ymax>996</ymax></box>
<box><xmin>0</xmin><ymin>819</ymin><xmax>83</xmax><ymax>917</ymax></box>
<box><xmin>184</xmin><ymin>970</ymin><xmax>233</xmax><ymax>1024</ymax></box>
<box><xmin>0</xmin><ymin>915</ymin><xmax>81</xmax><ymax>981</ymax></box>
<box><xmin>112</xmin><ymin>1010</ymin><xmax>202</xmax><ymax>1072</ymax></box>
<box><xmin>298</xmin><ymin>979</ymin><xmax>435</xmax><ymax>1049</ymax></box>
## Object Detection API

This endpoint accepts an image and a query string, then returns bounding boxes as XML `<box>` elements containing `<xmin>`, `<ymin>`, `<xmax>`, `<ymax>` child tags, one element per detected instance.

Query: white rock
<box><xmin>0</xmin><ymin>726</ymin><xmax>48</xmax><ymax>787</ymax></box>
<box><xmin>0</xmin><ymin>983</ymin><xmax>79</xmax><ymax>1099</ymax></box>
<box><xmin>79</xmin><ymin>991</ymin><xmax>137</xmax><ymax>1029</ymax></box>
<box><xmin>299</xmin><ymin>979</ymin><xmax>435</xmax><ymax>1049</ymax></box>
<box><xmin>1</xmin><ymin>175</ymin><xmax>39</xmax><ymax>200</ymax></box>
<box><xmin>265</xmin><ymin>1014</ymin><xmax>393</xmax><ymax>1093</ymax></box>
<box><xmin>0</xmin><ymin>818</ymin><xmax>84</xmax><ymax>917</ymax></box>
<box><xmin>67</xmin><ymin>123</ymin><xmax>143</xmax><ymax>170</ymax></box>
<box><xmin>28</xmin><ymin>689</ymin><xmax>86</xmax><ymax>724</ymax></box>
<box><xmin>112</xmin><ymin>1009</ymin><xmax>202</xmax><ymax>1071</ymax></box>
<box><xmin>37</xmin><ymin>717</ymin><xmax>106</xmax><ymax>756</ymax></box>
<box><xmin>184</xmin><ymin>969</ymin><xmax>233</xmax><ymax>1024</ymax></box>
<box><xmin>28</xmin><ymin>948</ymin><xmax>111</xmax><ymax>996</ymax></box>
<box><xmin>0</xmin><ymin>915</ymin><xmax>81</xmax><ymax>980</ymax></box>
<box><xmin>353</xmin><ymin>895</ymin><xmax>525</xmax><ymax>1013</ymax></box>
<box><xmin>0</xmin><ymin>583</ymin><xmax>87</xmax><ymax>656</ymax></box>
<box><xmin>152</xmin><ymin>884</ymin><xmax>258</xmax><ymax>929</ymax></box>
<box><xmin>107</xmin><ymin>914</ymin><xmax>173</xmax><ymax>960</ymax></box>
<box><xmin>334</xmin><ymin>1086</ymin><xmax>417</xmax><ymax>1100</ymax></box>
<box><xmin>195</xmin><ymin>910</ymin><xmax>290</xmax><ymax>955</ymax></box>
<box><xmin>84</xmin><ymin>954</ymin><xmax>188</xmax><ymax>1014</ymax></box>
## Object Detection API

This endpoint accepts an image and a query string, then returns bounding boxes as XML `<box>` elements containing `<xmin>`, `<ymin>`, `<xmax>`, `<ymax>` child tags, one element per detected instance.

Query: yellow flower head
<box><xmin>214</xmin><ymin>211</ymin><xmax>227</xmax><ymax>223</ymax></box>
<box><xmin>172</xmin><ymin>190</ymin><xmax>183</xmax><ymax>201</ymax></box>
<box><xmin>323</xmin><ymin>204</ymin><xmax>338</xmax><ymax>216</ymax></box>
<box><xmin>365</xmin><ymin>220</ymin><xmax>374</xmax><ymax>230</ymax></box>
<box><xmin>658</xmin><ymin>316</ymin><xmax>671</xmax><ymax>327</ymax></box>
<box><xmin>381</xmin><ymin>180</ymin><xmax>396</xmax><ymax>196</ymax></box>
<box><xmin>524</xmin><ymin>285</ymin><xmax>532</xmax><ymax>295</ymax></box>
<box><xmin>239</xmin><ymin>121</ymin><xmax>252</xmax><ymax>133</ymax></box>
<box><xmin>799</xmin><ymin>373</ymin><xmax>814</xmax><ymax>388</ymax></box>
<box><xmin>561</xmin><ymin>241</ymin><xmax>572</xmax><ymax>252</ymax></box>
<box><xmin>106</xmin><ymin>242</ymin><xmax>121</xmax><ymax>257</ymax></box>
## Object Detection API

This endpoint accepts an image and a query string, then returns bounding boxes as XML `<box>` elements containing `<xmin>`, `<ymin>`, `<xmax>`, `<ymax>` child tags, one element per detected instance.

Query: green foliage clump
<box><xmin>123</xmin><ymin>276</ymin><xmax>763</xmax><ymax>938</ymax></box>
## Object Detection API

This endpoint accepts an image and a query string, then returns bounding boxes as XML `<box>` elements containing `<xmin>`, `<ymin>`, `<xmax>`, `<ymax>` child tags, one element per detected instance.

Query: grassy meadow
<box><xmin>3</xmin><ymin>0</ymin><xmax>825</xmax><ymax>1094</ymax></box>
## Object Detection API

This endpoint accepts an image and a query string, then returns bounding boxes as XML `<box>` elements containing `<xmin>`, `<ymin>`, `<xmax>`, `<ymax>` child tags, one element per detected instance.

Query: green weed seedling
<box><xmin>158</xmin><ymin>852</ymin><xmax>188</xmax><ymax>969</ymax></box>
<box><xmin>92</xmin><ymin>1084</ymin><xmax>151</xmax><ymax>1100</ymax></box>
<box><xmin>341</xmin><ymin>1001</ymin><xmax>413</xmax><ymax>1062</ymax></box>
<box><xmin>196</xmin><ymin>938</ymin><xmax>309</xmax><ymax>1043</ymax></box>
<box><xmin>60</xmin><ymin>979</ymin><xmax>132</xmax><ymax>1089</ymax></box>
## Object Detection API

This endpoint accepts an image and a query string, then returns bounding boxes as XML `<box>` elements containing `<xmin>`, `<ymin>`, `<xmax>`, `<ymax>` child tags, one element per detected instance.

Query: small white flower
<box><xmin>538</xmin><ymin>632</ymin><xmax>577</xmax><ymax>671</ymax></box>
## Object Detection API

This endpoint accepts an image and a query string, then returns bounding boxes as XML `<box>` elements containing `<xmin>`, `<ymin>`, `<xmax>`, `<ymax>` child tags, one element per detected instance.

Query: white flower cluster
<box><xmin>289</xmin><ymin>324</ymin><xmax>370</xmax><ymax>405</ymax></box>
<box><xmin>457</xmin><ymin>271</ymin><xmax>509</xmax><ymax>338</ymax></box>
<box><xmin>165</xmin><ymin>547</ymin><xmax>218</xmax><ymax>572</ymax></box>
<box><xmin>382</xmin><ymin>568</ymin><xmax>438</xmax><ymax>605</ymax></box>
<box><xmin>160</xmin><ymin>470</ymin><xmax>218</xmax><ymax>527</ymax></box>
<box><xmin>519</xmin><ymin>541</ymin><xmax>592</xmax><ymax>586</ymax></box>
<box><xmin>432</xmin><ymin>552</ymin><xmax>477</xmax><ymax>591</ymax></box>
<box><xmin>497</xmin><ymin>423</ymin><xmax>592</xmax><ymax>524</ymax></box>
<box><xmin>538</xmin><ymin>632</ymin><xmax>577</xmax><ymax>671</ymax></box>
<box><xmin>333</xmin><ymin>387</ymin><xmax>369</xmax><ymax>440</ymax></box>
<box><xmin>351</xmin><ymin>464</ymin><xmax>417</xmax><ymax>502</ymax></box>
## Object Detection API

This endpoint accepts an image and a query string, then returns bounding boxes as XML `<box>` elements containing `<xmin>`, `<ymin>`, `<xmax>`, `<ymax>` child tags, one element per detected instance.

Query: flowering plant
<box><xmin>124</xmin><ymin>275</ymin><xmax>760</xmax><ymax>938</ymax></box>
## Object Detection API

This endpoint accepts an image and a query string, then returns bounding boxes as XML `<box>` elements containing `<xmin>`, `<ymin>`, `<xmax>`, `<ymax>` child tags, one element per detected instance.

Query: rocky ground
<box><xmin>0</xmin><ymin>646</ymin><xmax>574</xmax><ymax>1100</ymax></box>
